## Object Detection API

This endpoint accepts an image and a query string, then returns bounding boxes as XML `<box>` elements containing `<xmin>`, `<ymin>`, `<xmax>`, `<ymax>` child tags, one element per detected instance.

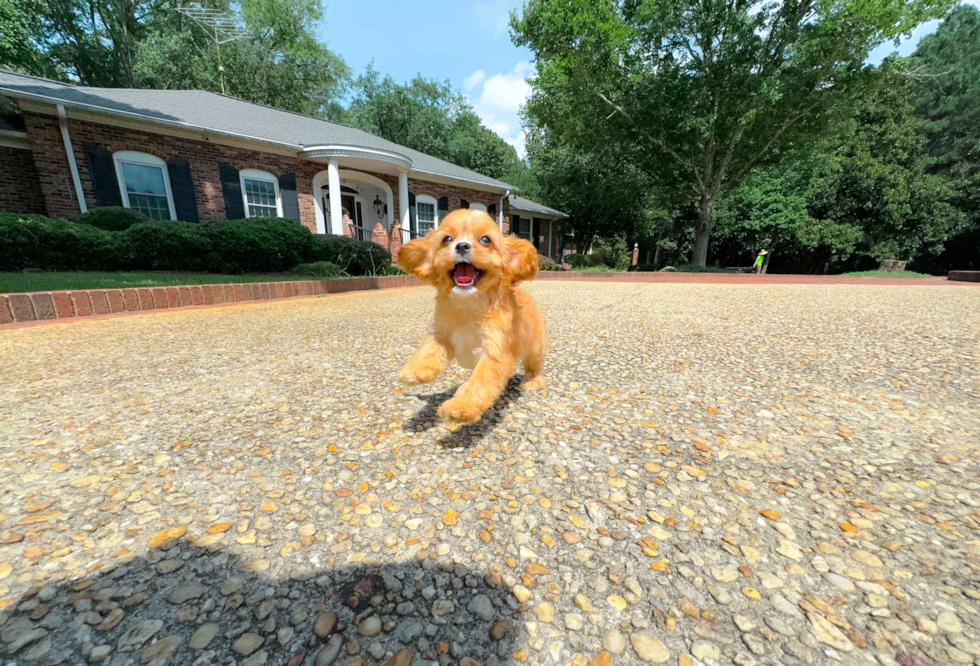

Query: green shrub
<box><xmin>563</xmin><ymin>253</ymin><xmax>592</xmax><ymax>268</ymax></box>
<box><xmin>631</xmin><ymin>263</ymin><xmax>658</xmax><ymax>272</ymax></box>
<box><xmin>0</xmin><ymin>214</ymin><xmax>317</xmax><ymax>274</ymax></box>
<box><xmin>0</xmin><ymin>213</ymin><xmax>125</xmax><ymax>271</ymax></box>
<box><xmin>123</xmin><ymin>220</ymin><xmax>211</xmax><ymax>272</ymax></box>
<box><xmin>79</xmin><ymin>206</ymin><xmax>147</xmax><ymax>231</ymax></box>
<box><xmin>204</xmin><ymin>219</ymin><xmax>313</xmax><ymax>273</ymax></box>
<box><xmin>309</xmin><ymin>235</ymin><xmax>391</xmax><ymax>275</ymax></box>
<box><xmin>537</xmin><ymin>254</ymin><xmax>558</xmax><ymax>271</ymax></box>
<box><xmin>291</xmin><ymin>261</ymin><xmax>345</xmax><ymax>278</ymax></box>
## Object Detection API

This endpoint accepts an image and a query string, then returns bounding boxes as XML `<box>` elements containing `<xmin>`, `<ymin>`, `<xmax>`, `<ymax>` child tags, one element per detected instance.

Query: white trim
<box><xmin>302</xmin><ymin>144</ymin><xmax>412</xmax><ymax>171</ymax></box>
<box><xmin>112</xmin><ymin>150</ymin><xmax>176</xmax><ymax>220</ymax></box>
<box><xmin>469</xmin><ymin>202</ymin><xmax>487</xmax><ymax>212</ymax></box>
<box><xmin>57</xmin><ymin>105</ymin><xmax>87</xmax><ymax>214</ymax></box>
<box><xmin>0</xmin><ymin>129</ymin><xmax>29</xmax><ymax>150</ymax></box>
<box><xmin>239</xmin><ymin>168</ymin><xmax>283</xmax><ymax>218</ymax></box>
<box><xmin>415</xmin><ymin>194</ymin><xmax>438</xmax><ymax>234</ymax></box>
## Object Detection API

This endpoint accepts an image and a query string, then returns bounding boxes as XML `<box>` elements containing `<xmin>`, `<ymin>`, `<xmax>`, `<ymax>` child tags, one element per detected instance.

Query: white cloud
<box><xmin>469</xmin><ymin>61</ymin><xmax>535</xmax><ymax>158</ymax></box>
<box><xmin>471</xmin><ymin>0</ymin><xmax>517</xmax><ymax>39</ymax></box>
<box><xmin>464</xmin><ymin>70</ymin><xmax>486</xmax><ymax>91</ymax></box>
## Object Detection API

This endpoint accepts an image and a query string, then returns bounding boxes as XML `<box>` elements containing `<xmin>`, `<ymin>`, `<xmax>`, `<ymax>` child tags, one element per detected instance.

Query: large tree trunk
<box><xmin>691</xmin><ymin>195</ymin><xmax>715</xmax><ymax>267</ymax></box>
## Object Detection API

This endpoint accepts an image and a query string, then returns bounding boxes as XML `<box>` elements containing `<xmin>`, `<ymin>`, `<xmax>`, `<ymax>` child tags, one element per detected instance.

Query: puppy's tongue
<box><xmin>454</xmin><ymin>263</ymin><xmax>476</xmax><ymax>285</ymax></box>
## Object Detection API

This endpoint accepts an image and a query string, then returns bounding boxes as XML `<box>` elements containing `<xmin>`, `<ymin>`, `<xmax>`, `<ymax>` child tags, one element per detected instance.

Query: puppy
<box><xmin>396</xmin><ymin>209</ymin><xmax>547</xmax><ymax>424</ymax></box>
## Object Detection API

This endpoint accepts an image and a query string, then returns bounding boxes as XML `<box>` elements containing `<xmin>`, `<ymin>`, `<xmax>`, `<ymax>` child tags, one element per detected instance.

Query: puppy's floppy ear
<box><xmin>397</xmin><ymin>238</ymin><xmax>433</xmax><ymax>282</ymax></box>
<box><xmin>505</xmin><ymin>235</ymin><xmax>538</xmax><ymax>283</ymax></box>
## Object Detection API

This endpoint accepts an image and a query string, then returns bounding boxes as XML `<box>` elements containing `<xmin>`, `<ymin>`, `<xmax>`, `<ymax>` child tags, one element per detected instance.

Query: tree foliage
<box><xmin>715</xmin><ymin>63</ymin><xmax>964</xmax><ymax>271</ymax></box>
<box><xmin>341</xmin><ymin>67</ymin><xmax>525</xmax><ymax>181</ymax></box>
<box><xmin>512</xmin><ymin>0</ymin><xmax>956</xmax><ymax>265</ymax></box>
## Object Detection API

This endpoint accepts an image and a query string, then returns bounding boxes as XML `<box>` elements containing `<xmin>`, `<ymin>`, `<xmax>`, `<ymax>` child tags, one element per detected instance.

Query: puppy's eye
<box><xmin>479</xmin><ymin>236</ymin><xmax>492</xmax><ymax>245</ymax></box>
<box><xmin>442</xmin><ymin>235</ymin><xmax>452</xmax><ymax>244</ymax></box>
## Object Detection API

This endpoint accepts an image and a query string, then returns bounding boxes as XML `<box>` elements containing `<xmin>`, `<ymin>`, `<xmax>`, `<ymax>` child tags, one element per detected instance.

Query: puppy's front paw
<box><xmin>520</xmin><ymin>374</ymin><xmax>545</xmax><ymax>390</ymax></box>
<box><xmin>438</xmin><ymin>397</ymin><xmax>484</xmax><ymax>424</ymax></box>
<box><xmin>398</xmin><ymin>360</ymin><xmax>443</xmax><ymax>385</ymax></box>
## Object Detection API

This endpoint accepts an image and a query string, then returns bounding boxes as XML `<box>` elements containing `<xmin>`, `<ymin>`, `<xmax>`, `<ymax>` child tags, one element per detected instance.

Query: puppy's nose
<box><xmin>455</xmin><ymin>241</ymin><xmax>471</xmax><ymax>255</ymax></box>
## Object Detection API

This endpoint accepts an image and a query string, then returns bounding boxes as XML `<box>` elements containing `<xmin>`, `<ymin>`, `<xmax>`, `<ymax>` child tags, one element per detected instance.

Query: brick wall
<box><xmin>21</xmin><ymin>110</ymin><xmax>512</xmax><ymax>235</ymax></box>
<box><xmin>0</xmin><ymin>146</ymin><xmax>47</xmax><ymax>215</ymax></box>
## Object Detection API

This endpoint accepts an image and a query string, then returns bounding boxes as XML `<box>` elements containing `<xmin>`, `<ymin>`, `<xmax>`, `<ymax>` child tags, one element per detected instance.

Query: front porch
<box><xmin>303</xmin><ymin>146</ymin><xmax>509</xmax><ymax>254</ymax></box>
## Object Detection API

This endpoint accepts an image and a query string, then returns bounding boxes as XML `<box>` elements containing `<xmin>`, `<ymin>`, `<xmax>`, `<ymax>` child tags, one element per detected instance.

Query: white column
<box><xmin>398</xmin><ymin>170</ymin><xmax>410</xmax><ymax>243</ymax></box>
<box><xmin>327</xmin><ymin>159</ymin><xmax>343</xmax><ymax>236</ymax></box>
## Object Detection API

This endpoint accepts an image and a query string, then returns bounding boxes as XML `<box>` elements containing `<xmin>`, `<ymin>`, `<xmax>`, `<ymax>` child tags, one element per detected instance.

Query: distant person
<box><xmin>754</xmin><ymin>249</ymin><xmax>768</xmax><ymax>274</ymax></box>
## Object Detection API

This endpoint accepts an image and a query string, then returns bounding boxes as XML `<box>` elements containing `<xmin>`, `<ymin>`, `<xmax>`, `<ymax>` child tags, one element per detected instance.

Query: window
<box><xmin>517</xmin><ymin>216</ymin><xmax>532</xmax><ymax>241</ymax></box>
<box><xmin>416</xmin><ymin>194</ymin><xmax>438</xmax><ymax>234</ymax></box>
<box><xmin>113</xmin><ymin>151</ymin><xmax>175</xmax><ymax>220</ymax></box>
<box><xmin>240</xmin><ymin>169</ymin><xmax>282</xmax><ymax>218</ymax></box>
<box><xmin>469</xmin><ymin>202</ymin><xmax>487</xmax><ymax>212</ymax></box>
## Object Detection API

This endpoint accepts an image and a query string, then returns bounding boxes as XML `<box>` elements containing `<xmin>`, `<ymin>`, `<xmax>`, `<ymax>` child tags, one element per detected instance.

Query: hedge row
<box><xmin>0</xmin><ymin>214</ymin><xmax>392</xmax><ymax>276</ymax></box>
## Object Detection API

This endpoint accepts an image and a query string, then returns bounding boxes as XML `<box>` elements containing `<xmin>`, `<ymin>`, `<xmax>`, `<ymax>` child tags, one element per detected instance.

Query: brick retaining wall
<box><xmin>948</xmin><ymin>271</ymin><xmax>980</xmax><ymax>283</ymax></box>
<box><xmin>0</xmin><ymin>275</ymin><xmax>421</xmax><ymax>325</ymax></box>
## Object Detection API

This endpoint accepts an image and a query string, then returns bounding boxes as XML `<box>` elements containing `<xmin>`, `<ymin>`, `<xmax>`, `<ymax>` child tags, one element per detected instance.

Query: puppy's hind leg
<box><xmin>399</xmin><ymin>334</ymin><xmax>452</xmax><ymax>385</ymax></box>
<box><xmin>520</xmin><ymin>336</ymin><xmax>546</xmax><ymax>390</ymax></box>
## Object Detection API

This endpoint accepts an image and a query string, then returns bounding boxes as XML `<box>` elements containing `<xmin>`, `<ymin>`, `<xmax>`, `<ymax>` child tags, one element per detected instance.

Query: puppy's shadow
<box><xmin>404</xmin><ymin>377</ymin><xmax>524</xmax><ymax>448</ymax></box>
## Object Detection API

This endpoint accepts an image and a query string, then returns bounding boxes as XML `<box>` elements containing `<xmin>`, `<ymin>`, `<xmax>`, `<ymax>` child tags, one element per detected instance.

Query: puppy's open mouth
<box><xmin>451</xmin><ymin>262</ymin><xmax>484</xmax><ymax>288</ymax></box>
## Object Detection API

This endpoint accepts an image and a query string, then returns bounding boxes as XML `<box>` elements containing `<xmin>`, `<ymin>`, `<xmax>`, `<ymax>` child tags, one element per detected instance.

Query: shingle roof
<box><xmin>508</xmin><ymin>195</ymin><xmax>567</xmax><ymax>218</ymax></box>
<box><xmin>0</xmin><ymin>70</ymin><xmax>517</xmax><ymax>192</ymax></box>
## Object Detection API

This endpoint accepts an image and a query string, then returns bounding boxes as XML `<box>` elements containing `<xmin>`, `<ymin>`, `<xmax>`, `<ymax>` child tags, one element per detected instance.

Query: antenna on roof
<box><xmin>176</xmin><ymin>6</ymin><xmax>249</xmax><ymax>95</ymax></box>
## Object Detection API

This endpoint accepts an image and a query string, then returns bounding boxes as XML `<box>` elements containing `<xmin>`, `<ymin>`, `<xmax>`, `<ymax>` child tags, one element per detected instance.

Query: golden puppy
<box><xmin>397</xmin><ymin>209</ymin><xmax>547</xmax><ymax>424</ymax></box>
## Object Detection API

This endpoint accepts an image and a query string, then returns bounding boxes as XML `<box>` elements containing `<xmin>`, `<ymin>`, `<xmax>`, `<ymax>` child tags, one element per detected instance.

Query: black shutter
<box><xmin>511</xmin><ymin>215</ymin><xmax>519</xmax><ymax>236</ymax></box>
<box><xmin>532</xmin><ymin>218</ymin><xmax>542</xmax><ymax>249</ymax></box>
<box><xmin>488</xmin><ymin>203</ymin><xmax>497</xmax><ymax>219</ymax></box>
<box><xmin>83</xmin><ymin>143</ymin><xmax>122</xmax><ymax>207</ymax></box>
<box><xmin>166</xmin><ymin>156</ymin><xmax>198</xmax><ymax>222</ymax></box>
<box><xmin>408</xmin><ymin>192</ymin><xmax>417</xmax><ymax>235</ymax></box>
<box><xmin>460</xmin><ymin>199</ymin><xmax>469</xmax><ymax>209</ymax></box>
<box><xmin>278</xmin><ymin>172</ymin><xmax>300</xmax><ymax>221</ymax></box>
<box><xmin>437</xmin><ymin>196</ymin><xmax>449</xmax><ymax>222</ymax></box>
<box><xmin>219</xmin><ymin>163</ymin><xmax>245</xmax><ymax>220</ymax></box>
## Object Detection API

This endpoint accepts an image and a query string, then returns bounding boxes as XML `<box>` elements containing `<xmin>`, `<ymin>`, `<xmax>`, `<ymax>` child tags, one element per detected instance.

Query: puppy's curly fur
<box><xmin>397</xmin><ymin>209</ymin><xmax>547</xmax><ymax>424</ymax></box>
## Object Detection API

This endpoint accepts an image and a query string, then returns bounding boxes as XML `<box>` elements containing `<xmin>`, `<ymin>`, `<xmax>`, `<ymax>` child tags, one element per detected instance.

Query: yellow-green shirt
<box><xmin>754</xmin><ymin>255</ymin><xmax>764</xmax><ymax>266</ymax></box>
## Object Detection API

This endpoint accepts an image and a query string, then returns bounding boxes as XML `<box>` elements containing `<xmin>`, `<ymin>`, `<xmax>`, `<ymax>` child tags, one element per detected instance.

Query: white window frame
<box><xmin>415</xmin><ymin>194</ymin><xmax>438</xmax><ymax>234</ymax></box>
<box><xmin>517</xmin><ymin>216</ymin><xmax>532</xmax><ymax>241</ymax></box>
<box><xmin>112</xmin><ymin>151</ymin><xmax>176</xmax><ymax>221</ymax></box>
<box><xmin>469</xmin><ymin>202</ymin><xmax>487</xmax><ymax>212</ymax></box>
<box><xmin>240</xmin><ymin>169</ymin><xmax>283</xmax><ymax>219</ymax></box>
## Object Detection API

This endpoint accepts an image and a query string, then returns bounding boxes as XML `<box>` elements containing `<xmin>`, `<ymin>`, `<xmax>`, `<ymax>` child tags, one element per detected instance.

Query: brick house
<box><xmin>0</xmin><ymin>70</ymin><xmax>566</xmax><ymax>257</ymax></box>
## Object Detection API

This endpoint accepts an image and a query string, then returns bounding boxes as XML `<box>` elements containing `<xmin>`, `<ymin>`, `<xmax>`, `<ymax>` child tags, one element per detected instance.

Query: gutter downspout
<box><xmin>58</xmin><ymin>105</ymin><xmax>87</xmax><ymax>215</ymax></box>
<box><xmin>498</xmin><ymin>190</ymin><xmax>510</xmax><ymax>233</ymax></box>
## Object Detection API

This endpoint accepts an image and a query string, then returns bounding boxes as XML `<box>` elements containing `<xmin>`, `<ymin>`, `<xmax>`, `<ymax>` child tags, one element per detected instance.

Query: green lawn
<box><xmin>0</xmin><ymin>272</ymin><xmax>309</xmax><ymax>294</ymax></box>
<box><xmin>842</xmin><ymin>270</ymin><xmax>933</xmax><ymax>278</ymax></box>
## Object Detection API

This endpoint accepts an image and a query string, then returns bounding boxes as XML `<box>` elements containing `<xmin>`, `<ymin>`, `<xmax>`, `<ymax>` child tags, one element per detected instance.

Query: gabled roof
<box><xmin>0</xmin><ymin>70</ymin><xmax>517</xmax><ymax>192</ymax></box>
<box><xmin>508</xmin><ymin>195</ymin><xmax>567</xmax><ymax>218</ymax></box>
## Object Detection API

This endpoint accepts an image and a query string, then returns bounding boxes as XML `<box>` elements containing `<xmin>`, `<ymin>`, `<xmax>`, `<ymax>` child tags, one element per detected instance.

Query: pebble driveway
<box><xmin>1</xmin><ymin>281</ymin><xmax>979</xmax><ymax>666</ymax></box>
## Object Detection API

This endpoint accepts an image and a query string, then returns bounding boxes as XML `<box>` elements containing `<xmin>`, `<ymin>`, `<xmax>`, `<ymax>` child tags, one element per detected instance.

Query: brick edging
<box><xmin>0</xmin><ymin>275</ymin><xmax>421</xmax><ymax>325</ymax></box>
<box><xmin>948</xmin><ymin>271</ymin><xmax>980</xmax><ymax>283</ymax></box>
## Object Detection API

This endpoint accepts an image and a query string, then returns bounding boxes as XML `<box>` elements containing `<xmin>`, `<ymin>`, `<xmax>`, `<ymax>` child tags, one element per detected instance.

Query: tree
<box><xmin>908</xmin><ymin>4</ymin><xmax>980</xmax><ymax>270</ymax></box>
<box><xmin>2</xmin><ymin>0</ymin><xmax>348</xmax><ymax>118</ymax></box>
<box><xmin>342</xmin><ymin>66</ymin><xmax>526</xmax><ymax>182</ymax></box>
<box><xmin>716</xmin><ymin>62</ymin><xmax>963</xmax><ymax>272</ymax></box>
<box><xmin>910</xmin><ymin>4</ymin><xmax>980</xmax><ymax>176</ymax></box>
<box><xmin>512</xmin><ymin>0</ymin><xmax>956</xmax><ymax>265</ymax></box>
<box><xmin>523</xmin><ymin>127</ymin><xmax>655</xmax><ymax>255</ymax></box>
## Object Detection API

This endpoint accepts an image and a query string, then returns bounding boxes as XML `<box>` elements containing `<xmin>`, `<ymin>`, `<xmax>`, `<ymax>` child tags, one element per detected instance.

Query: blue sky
<box><xmin>322</xmin><ymin>1</ymin><xmax>979</xmax><ymax>158</ymax></box>
<box><xmin>320</xmin><ymin>0</ymin><xmax>532</xmax><ymax>155</ymax></box>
